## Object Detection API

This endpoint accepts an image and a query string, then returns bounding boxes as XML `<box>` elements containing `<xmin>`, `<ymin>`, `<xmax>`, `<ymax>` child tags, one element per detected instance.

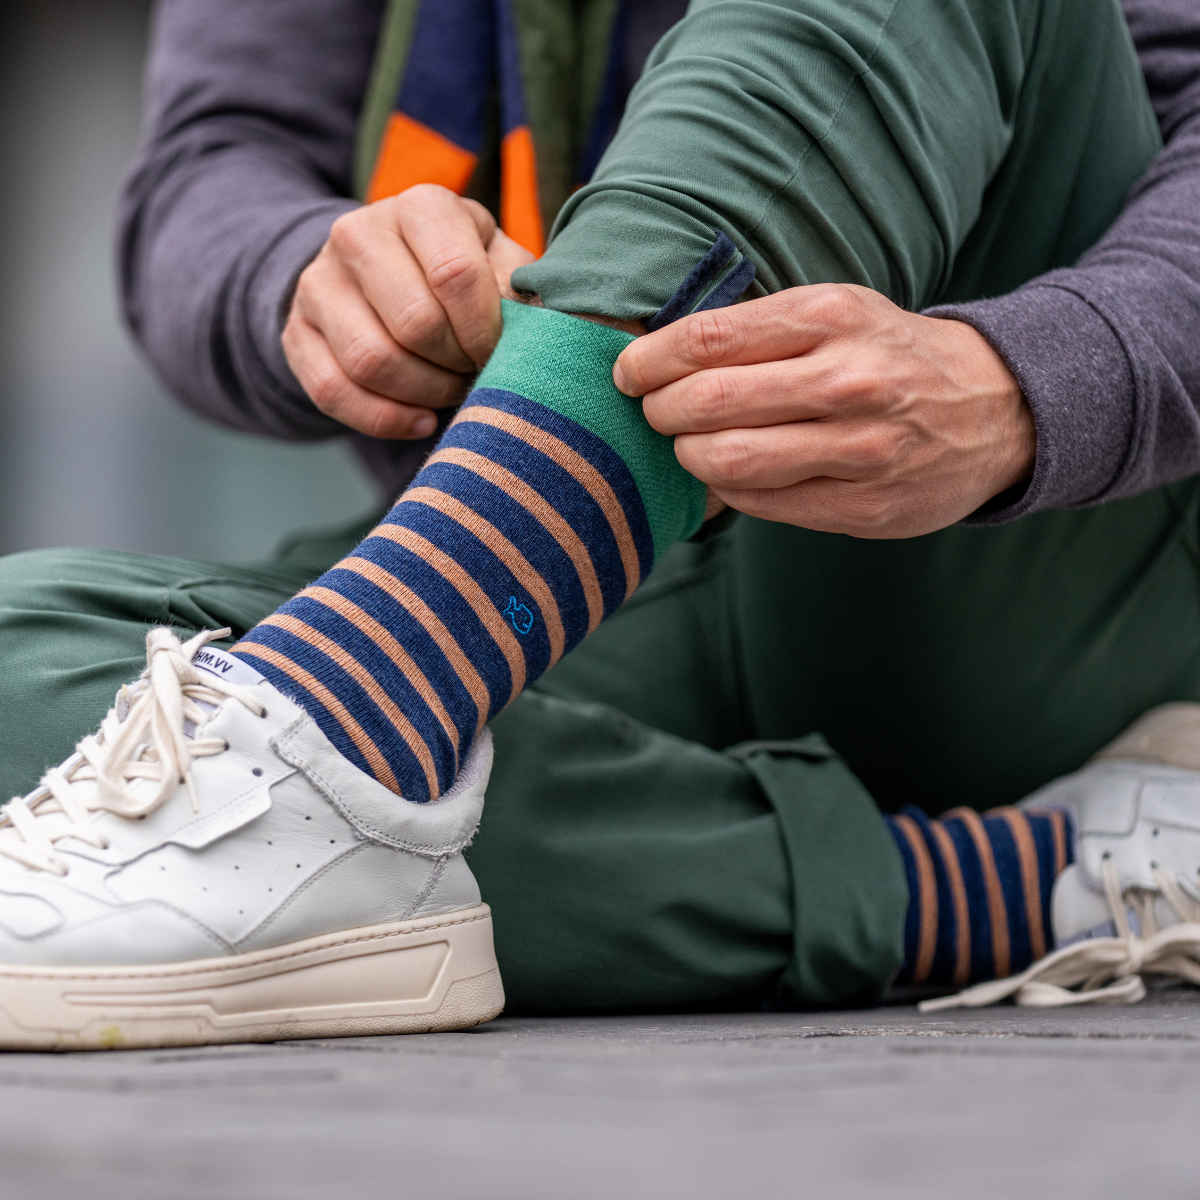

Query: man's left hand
<box><xmin>613</xmin><ymin>284</ymin><xmax>1035</xmax><ymax>539</ymax></box>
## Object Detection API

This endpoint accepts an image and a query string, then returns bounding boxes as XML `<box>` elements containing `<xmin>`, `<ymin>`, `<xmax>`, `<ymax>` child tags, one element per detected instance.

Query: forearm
<box><xmin>118</xmin><ymin>0</ymin><xmax>382</xmax><ymax>440</ymax></box>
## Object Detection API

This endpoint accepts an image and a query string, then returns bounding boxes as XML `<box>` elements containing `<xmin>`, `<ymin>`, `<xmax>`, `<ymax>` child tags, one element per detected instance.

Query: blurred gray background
<box><xmin>0</xmin><ymin>0</ymin><xmax>378</xmax><ymax>562</ymax></box>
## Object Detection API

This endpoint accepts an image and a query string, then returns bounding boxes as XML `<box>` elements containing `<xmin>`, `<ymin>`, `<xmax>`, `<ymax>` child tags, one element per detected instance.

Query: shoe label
<box><xmin>194</xmin><ymin>646</ymin><xmax>264</xmax><ymax>690</ymax></box>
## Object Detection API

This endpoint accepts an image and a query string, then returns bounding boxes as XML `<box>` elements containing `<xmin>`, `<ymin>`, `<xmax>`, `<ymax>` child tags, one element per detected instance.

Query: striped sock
<box><xmin>230</xmin><ymin>300</ymin><xmax>708</xmax><ymax>801</ymax></box>
<box><xmin>887</xmin><ymin>806</ymin><xmax>1074</xmax><ymax>986</ymax></box>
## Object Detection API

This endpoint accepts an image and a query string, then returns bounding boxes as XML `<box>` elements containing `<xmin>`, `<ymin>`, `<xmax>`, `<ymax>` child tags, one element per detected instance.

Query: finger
<box><xmin>284</xmin><ymin>316</ymin><xmax>464</xmax><ymax>440</ymax></box>
<box><xmin>327</xmin><ymin>205</ymin><xmax>478</xmax><ymax>374</ymax></box>
<box><xmin>673</xmin><ymin>419</ymin><xmax>894</xmax><ymax>492</ymax></box>
<box><xmin>487</xmin><ymin>228</ymin><xmax>537</xmax><ymax>299</ymax></box>
<box><xmin>713</xmin><ymin>477</ymin><xmax>903</xmax><ymax>539</ymax></box>
<box><xmin>294</xmin><ymin>258</ymin><xmax>469</xmax><ymax>407</ymax></box>
<box><xmin>643</xmin><ymin>357</ymin><xmax>850</xmax><ymax>436</ymax></box>
<box><xmin>614</xmin><ymin>283</ymin><xmax>871</xmax><ymax>397</ymax></box>
<box><xmin>396</xmin><ymin>186</ymin><xmax>504</xmax><ymax>367</ymax></box>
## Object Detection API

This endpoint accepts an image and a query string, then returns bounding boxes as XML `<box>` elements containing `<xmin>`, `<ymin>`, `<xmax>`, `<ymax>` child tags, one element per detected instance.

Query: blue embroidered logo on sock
<box><xmin>503</xmin><ymin>596</ymin><xmax>534</xmax><ymax>635</ymax></box>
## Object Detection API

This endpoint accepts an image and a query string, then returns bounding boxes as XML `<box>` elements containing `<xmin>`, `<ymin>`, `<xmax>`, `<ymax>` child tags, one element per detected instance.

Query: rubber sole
<box><xmin>0</xmin><ymin>904</ymin><xmax>503</xmax><ymax>1051</ymax></box>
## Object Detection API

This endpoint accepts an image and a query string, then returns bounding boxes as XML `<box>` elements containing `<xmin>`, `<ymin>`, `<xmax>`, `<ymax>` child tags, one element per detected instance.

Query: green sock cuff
<box><xmin>475</xmin><ymin>300</ymin><xmax>708</xmax><ymax>557</ymax></box>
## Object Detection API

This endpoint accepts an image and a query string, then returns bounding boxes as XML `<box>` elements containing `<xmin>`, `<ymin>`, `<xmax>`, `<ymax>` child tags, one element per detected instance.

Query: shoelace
<box><xmin>0</xmin><ymin>626</ymin><xmax>264</xmax><ymax>876</ymax></box>
<box><xmin>921</xmin><ymin>856</ymin><xmax>1200</xmax><ymax>1011</ymax></box>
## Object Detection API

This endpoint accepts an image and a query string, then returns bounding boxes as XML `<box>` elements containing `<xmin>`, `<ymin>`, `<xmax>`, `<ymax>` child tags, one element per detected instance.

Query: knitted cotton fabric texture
<box><xmin>231</xmin><ymin>303</ymin><xmax>706</xmax><ymax>800</ymax></box>
<box><xmin>888</xmin><ymin>806</ymin><xmax>1074</xmax><ymax>987</ymax></box>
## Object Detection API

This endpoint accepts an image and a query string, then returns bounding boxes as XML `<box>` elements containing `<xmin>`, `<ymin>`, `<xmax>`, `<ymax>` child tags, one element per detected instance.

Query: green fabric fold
<box><xmin>513</xmin><ymin>0</ymin><xmax>1159</xmax><ymax>318</ymax></box>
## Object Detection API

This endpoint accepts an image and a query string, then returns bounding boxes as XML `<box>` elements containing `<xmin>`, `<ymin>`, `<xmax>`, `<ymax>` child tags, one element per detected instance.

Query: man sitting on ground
<box><xmin>0</xmin><ymin>0</ymin><xmax>1195</xmax><ymax>1046</ymax></box>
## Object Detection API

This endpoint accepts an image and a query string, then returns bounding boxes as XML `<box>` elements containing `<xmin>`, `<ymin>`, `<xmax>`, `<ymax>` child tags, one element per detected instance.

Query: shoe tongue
<box><xmin>185</xmin><ymin>646</ymin><xmax>264</xmax><ymax>738</ymax></box>
<box><xmin>193</xmin><ymin>645</ymin><xmax>264</xmax><ymax>690</ymax></box>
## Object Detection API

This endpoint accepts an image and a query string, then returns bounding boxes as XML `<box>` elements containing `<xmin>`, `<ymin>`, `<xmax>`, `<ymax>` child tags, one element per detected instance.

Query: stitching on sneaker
<box><xmin>401</xmin><ymin>855</ymin><xmax>448</xmax><ymax>921</ymax></box>
<box><xmin>272</xmin><ymin>718</ymin><xmax>477</xmax><ymax>857</ymax></box>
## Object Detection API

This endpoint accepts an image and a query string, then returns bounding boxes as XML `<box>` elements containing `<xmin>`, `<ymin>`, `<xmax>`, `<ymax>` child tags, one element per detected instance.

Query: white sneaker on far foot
<box><xmin>922</xmin><ymin>704</ymin><xmax>1200</xmax><ymax>1012</ymax></box>
<box><xmin>0</xmin><ymin>627</ymin><xmax>504</xmax><ymax>1050</ymax></box>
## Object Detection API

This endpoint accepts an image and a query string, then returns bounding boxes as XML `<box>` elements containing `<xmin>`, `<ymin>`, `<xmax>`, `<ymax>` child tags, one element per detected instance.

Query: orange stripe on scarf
<box><xmin>367</xmin><ymin>112</ymin><xmax>478</xmax><ymax>204</ymax></box>
<box><xmin>500</xmin><ymin>125</ymin><xmax>544</xmax><ymax>254</ymax></box>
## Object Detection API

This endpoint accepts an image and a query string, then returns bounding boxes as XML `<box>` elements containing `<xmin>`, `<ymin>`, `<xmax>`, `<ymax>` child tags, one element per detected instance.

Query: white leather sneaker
<box><xmin>0</xmin><ymin>626</ymin><xmax>504</xmax><ymax>1050</ymax></box>
<box><xmin>922</xmin><ymin>704</ymin><xmax>1200</xmax><ymax>1011</ymax></box>
<box><xmin>1025</xmin><ymin>704</ymin><xmax>1200</xmax><ymax>949</ymax></box>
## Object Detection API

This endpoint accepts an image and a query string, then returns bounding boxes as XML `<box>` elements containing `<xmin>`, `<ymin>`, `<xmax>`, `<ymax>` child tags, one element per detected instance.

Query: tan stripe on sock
<box><xmin>337</xmin><ymin>557</ymin><xmax>491</xmax><ymax>729</ymax></box>
<box><xmin>452</xmin><ymin>406</ymin><xmax>641</xmax><ymax>600</ymax></box>
<box><xmin>991</xmin><ymin>808</ymin><xmax>1047</xmax><ymax>962</ymax></box>
<box><xmin>369</xmin><ymin>525</ymin><xmax>526</xmax><ymax>701</ymax></box>
<box><xmin>257</xmin><ymin>614</ymin><xmax>439</xmax><ymax>798</ymax></box>
<box><xmin>943</xmin><ymin>808</ymin><xmax>1011</xmax><ymax>979</ymax></box>
<box><xmin>232</xmin><ymin>642</ymin><xmax>401</xmax><ymax>795</ymax></box>
<box><xmin>1033</xmin><ymin>807</ymin><xmax>1069</xmax><ymax>877</ymax></box>
<box><xmin>300</xmin><ymin>585</ymin><xmax>461</xmax><ymax>761</ymax></box>
<box><xmin>405</xmin><ymin>486</ymin><xmax>566</xmax><ymax>662</ymax></box>
<box><xmin>428</xmin><ymin>445</ymin><xmax>605</xmax><ymax>634</ymax></box>
<box><xmin>892</xmin><ymin>813</ymin><xmax>938</xmax><ymax>985</ymax></box>
<box><xmin>927</xmin><ymin>819</ymin><xmax>971</xmax><ymax>987</ymax></box>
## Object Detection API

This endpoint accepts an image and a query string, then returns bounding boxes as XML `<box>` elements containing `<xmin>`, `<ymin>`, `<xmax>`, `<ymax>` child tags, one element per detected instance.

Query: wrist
<box><xmin>949</xmin><ymin>319</ymin><xmax>1036</xmax><ymax>498</ymax></box>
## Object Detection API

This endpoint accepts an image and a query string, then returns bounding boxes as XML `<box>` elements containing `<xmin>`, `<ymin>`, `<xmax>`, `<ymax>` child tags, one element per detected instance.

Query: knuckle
<box><xmin>825</xmin><ymin>369</ymin><xmax>869</xmax><ymax>404</ymax></box>
<box><xmin>810</xmin><ymin>283</ymin><xmax>860</xmax><ymax>327</ymax></box>
<box><xmin>289</xmin><ymin>263</ymin><xmax>324</xmax><ymax>313</ymax></box>
<box><xmin>390</xmin><ymin>294</ymin><xmax>446</xmax><ymax>348</ymax></box>
<box><xmin>341</xmin><ymin>335</ymin><xmax>394</xmax><ymax>388</ymax></box>
<box><xmin>683</xmin><ymin>309</ymin><xmax>741</xmax><ymax>365</ymax></box>
<box><xmin>364</xmin><ymin>404</ymin><xmax>403</xmax><ymax>441</ymax></box>
<box><xmin>851</xmin><ymin>429</ymin><xmax>897</xmax><ymax>473</ymax></box>
<box><xmin>305</xmin><ymin>367</ymin><xmax>347</xmax><ymax>415</ymax></box>
<box><xmin>704</xmin><ymin>432</ymin><xmax>755</xmax><ymax>488</ymax></box>
<box><xmin>691</xmin><ymin>371</ymin><xmax>738</xmax><ymax>426</ymax></box>
<box><xmin>397</xmin><ymin>183</ymin><xmax>451</xmax><ymax>212</ymax></box>
<box><xmin>424</xmin><ymin>248</ymin><xmax>485</xmax><ymax>297</ymax></box>
<box><xmin>328</xmin><ymin>211</ymin><xmax>371</xmax><ymax>259</ymax></box>
<box><xmin>280</xmin><ymin>314</ymin><xmax>301</xmax><ymax>352</ymax></box>
<box><xmin>617</xmin><ymin>345</ymin><xmax>645</xmax><ymax>393</ymax></box>
<box><xmin>827</xmin><ymin>363</ymin><xmax>888</xmax><ymax>410</ymax></box>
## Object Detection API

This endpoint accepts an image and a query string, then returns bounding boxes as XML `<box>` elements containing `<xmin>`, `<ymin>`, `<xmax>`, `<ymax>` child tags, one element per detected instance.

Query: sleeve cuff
<box><xmin>237</xmin><ymin>200</ymin><xmax>360</xmax><ymax>437</ymax></box>
<box><xmin>925</xmin><ymin>284</ymin><xmax>1136</xmax><ymax>526</ymax></box>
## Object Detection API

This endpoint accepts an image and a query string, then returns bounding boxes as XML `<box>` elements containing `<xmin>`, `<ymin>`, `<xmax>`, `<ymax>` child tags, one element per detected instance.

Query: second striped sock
<box><xmin>887</xmin><ymin>806</ymin><xmax>1074</xmax><ymax>986</ymax></box>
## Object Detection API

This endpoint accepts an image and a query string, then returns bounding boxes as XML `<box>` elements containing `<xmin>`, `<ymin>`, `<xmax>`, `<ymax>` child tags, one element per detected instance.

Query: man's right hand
<box><xmin>282</xmin><ymin>185</ymin><xmax>534</xmax><ymax>440</ymax></box>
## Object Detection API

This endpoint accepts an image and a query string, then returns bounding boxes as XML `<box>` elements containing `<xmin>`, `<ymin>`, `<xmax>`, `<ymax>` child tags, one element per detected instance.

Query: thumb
<box><xmin>488</xmin><ymin>228</ymin><xmax>537</xmax><ymax>299</ymax></box>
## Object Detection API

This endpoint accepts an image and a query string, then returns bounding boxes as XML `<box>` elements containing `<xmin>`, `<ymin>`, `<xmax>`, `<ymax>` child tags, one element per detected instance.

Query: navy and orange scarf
<box><xmin>355</xmin><ymin>0</ymin><xmax>631</xmax><ymax>256</ymax></box>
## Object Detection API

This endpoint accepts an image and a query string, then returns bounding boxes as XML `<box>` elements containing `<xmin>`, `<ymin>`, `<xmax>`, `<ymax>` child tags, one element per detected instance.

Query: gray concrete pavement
<box><xmin>4</xmin><ymin>988</ymin><xmax>1200</xmax><ymax>1199</ymax></box>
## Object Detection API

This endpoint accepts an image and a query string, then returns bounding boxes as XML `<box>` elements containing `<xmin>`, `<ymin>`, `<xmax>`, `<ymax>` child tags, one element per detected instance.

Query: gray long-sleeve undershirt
<box><xmin>118</xmin><ymin>0</ymin><xmax>1200</xmax><ymax>517</ymax></box>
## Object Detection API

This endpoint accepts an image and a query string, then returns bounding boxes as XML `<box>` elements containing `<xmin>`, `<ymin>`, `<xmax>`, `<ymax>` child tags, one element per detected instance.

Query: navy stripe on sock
<box><xmin>438</xmin><ymin>417</ymin><xmax>630</xmax><ymax>615</ymax></box>
<box><xmin>887</xmin><ymin>816</ymin><xmax>923</xmax><ymax>987</ymax></box>
<box><xmin>332</xmin><ymin>545</ymin><xmax>517</xmax><ymax>715</ymax></box>
<box><xmin>417</xmin><ymin>459</ymin><xmax>592</xmax><ymax>646</ymax></box>
<box><xmin>902</xmin><ymin>808</ymin><xmax>961</xmax><ymax>986</ymax></box>
<box><xmin>983</xmin><ymin>813</ymin><xmax>1033</xmax><ymax>973</ymax></box>
<box><xmin>463</xmin><ymin>388</ymin><xmax>655</xmax><ymax>582</ymax></box>
<box><xmin>239</xmin><ymin>622</ymin><xmax>429</xmax><ymax>791</ymax></box>
<box><xmin>940</xmin><ymin>814</ymin><xmax>995</xmax><ymax>986</ymax></box>
<box><xmin>383</xmin><ymin>499</ymin><xmax>555</xmax><ymax>682</ymax></box>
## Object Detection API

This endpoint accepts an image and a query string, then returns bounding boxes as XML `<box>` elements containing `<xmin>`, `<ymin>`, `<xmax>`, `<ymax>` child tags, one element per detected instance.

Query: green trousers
<box><xmin>4</xmin><ymin>478</ymin><xmax>1200</xmax><ymax>1012</ymax></box>
<box><xmin>0</xmin><ymin>0</ymin><xmax>1176</xmax><ymax>1013</ymax></box>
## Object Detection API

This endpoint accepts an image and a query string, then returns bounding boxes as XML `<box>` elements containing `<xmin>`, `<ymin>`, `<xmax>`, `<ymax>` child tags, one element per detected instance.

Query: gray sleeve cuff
<box><xmin>925</xmin><ymin>285</ymin><xmax>1136</xmax><ymax>526</ymax></box>
<box><xmin>235</xmin><ymin>200</ymin><xmax>360</xmax><ymax>438</ymax></box>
